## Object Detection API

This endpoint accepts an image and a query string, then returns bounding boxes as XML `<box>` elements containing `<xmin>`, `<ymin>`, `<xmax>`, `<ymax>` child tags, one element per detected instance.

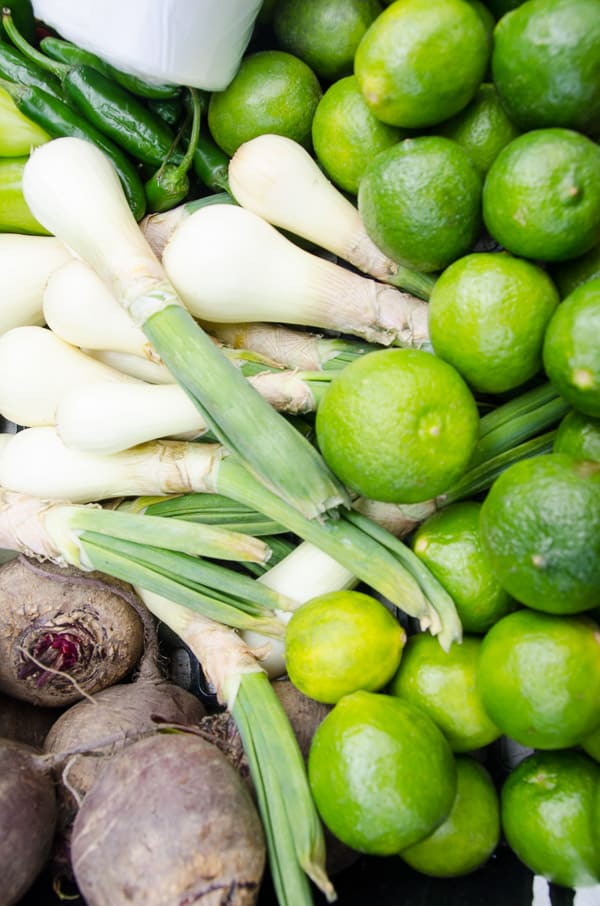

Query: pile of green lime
<box><xmin>199</xmin><ymin>0</ymin><xmax>600</xmax><ymax>894</ymax></box>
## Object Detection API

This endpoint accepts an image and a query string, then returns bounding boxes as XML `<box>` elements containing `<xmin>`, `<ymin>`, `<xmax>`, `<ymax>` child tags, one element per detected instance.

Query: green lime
<box><xmin>308</xmin><ymin>690</ymin><xmax>457</xmax><ymax>854</ymax></box>
<box><xmin>358</xmin><ymin>136</ymin><xmax>482</xmax><ymax>273</ymax></box>
<box><xmin>479</xmin><ymin>453</ymin><xmax>600</xmax><ymax>613</ymax></box>
<box><xmin>315</xmin><ymin>348</ymin><xmax>480</xmax><ymax>504</ymax></box>
<box><xmin>550</xmin><ymin>242</ymin><xmax>600</xmax><ymax>298</ymax></box>
<box><xmin>285</xmin><ymin>590</ymin><xmax>406</xmax><ymax>704</ymax></box>
<box><xmin>428</xmin><ymin>252</ymin><xmax>559</xmax><ymax>394</ymax></box>
<box><xmin>400</xmin><ymin>756</ymin><xmax>500</xmax><ymax>877</ymax></box>
<box><xmin>389</xmin><ymin>632</ymin><xmax>501</xmax><ymax>752</ymax></box>
<box><xmin>501</xmin><ymin>749</ymin><xmax>600</xmax><ymax>887</ymax></box>
<box><xmin>553</xmin><ymin>410</ymin><xmax>600</xmax><ymax>462</ymax></box>
<box><xmin>354</xmin><ymin>0</ymin><xmax>489</xmax><ymax>129</ymax></box>
<box><xmin>543</xmin><ymin>279</ymin><xmax>600</xmax><ymax>417</ymax></box>
<box><xmin>207</xmin><ymin>50</ymin><xmax>322</xmax><ymax>157</ymax></box>
<box><xmin>466</xmin><ymin>1</ymin><xmax>496</xmax><ymax>52</ymax></box>
<box><xmin>482</xmin><ymin>128</ymin><xmax>600</xmax><ymax>262</ymax></box>
<box><xmin>492</xmin><ymin>0</ymin><xmax>600</xmax><ymax>134</ymax></box>
<box><xmin>311</xmin><ymin>75</ymin><xmax>403</xmax><ymax>195</ymax></box>
<box><xmin>411</xmin><ymin>502</ymin><xmax>516</xmax><ymax>633</ymax></box>
<box><xmin>582</xmin><ymin>725</ymin><xmax>600</xmax><ymax>762</ymax></box>
<box><xmin>477</xmin><ymin>609</ymin><xmax>600</xmax><ymax>749</ymax></box>
<box><xmin>437</xmin><ymin>83</ymin><xmax>520</xmax><ymax>177</ymax></box>
<box><xmin>272</xmin><ymin>0</ymin><xmax>382</xmax><ymax>82</ymax></box>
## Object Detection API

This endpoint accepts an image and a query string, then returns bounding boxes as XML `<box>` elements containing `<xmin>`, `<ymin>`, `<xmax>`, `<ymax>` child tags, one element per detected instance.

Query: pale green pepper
<box><xmin>0</xmin><ymin>156</ymin><xmax>49</xmax><ymax>234</ymax></box>
<box><xmin>0</xmin><ymin>85</ymin><xmax>49</xmax><ymax>156</ymax></box>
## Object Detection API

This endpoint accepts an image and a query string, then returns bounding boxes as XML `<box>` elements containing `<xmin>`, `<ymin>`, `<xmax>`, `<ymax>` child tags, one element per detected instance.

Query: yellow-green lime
<box><xmin>477</xmin><ymin>609</ymin><xmax>600</xmax><ymax>749</ymax></box>
<box><xmin>358</xmin><ymin>136</ymin><xmax>482</xmax><ymax>273</ymax></box>
<box><xmin>553</xmin><ymin>410</ymin><xmax>600</xmax><ymax>462</ymax></box>
<box><xmin>207</xmin><ymin>50</ymin><xmax>322</xmax><ymax>157</ymax></box>
<box><xmin>411</xmin><ymin>502</ymin><xmax>516</xmax><ymax>633</ymax></box>
<box><xmin>354</xmin><ymin>0</ymin><xmax>489</xmax><ymax>129</ymax></box>
<box><xmin>389</xmin><ymin>632</ymin><xmax>501</xmax><ymax>752</ymax></box>
<box><xmin>272</xmin><ymin>0</ymin><xmax>382</xmax><ymax>82</ymax></box>
<box><xmin>400</xmin><ymin>756</ymin><xmax>500</xmax><ymax>877</ymax></box>
<box><xmin>308</xmin><ymin>690</ymin><xmax>457</xmax><ymax>854</ymax></box>
<box><xmin>315</xmin><ymin>348</ymin><xmax>480</xmax><ymax>504</ymax></box>
<box><xmin>479</xmin><ymin>453</ymin><xmax>600</xmax><ymax>613</ymax></box>
<box><xmin>492</xmin><ymin>0</ymin><xmax>600</xmax><ymax>134</ymax></box>
<box><xmin>550</xmin><ymin>242</ymin><xmax>600</xmax><ymax>298</ymax></box>
<box><xmin>482</xmin><ymin>128</ymin><xmax>600</xmax><ymax>262</ymax></box>
<box><xmin>437</xmin><ymin>83</ymin><xmax>520</xmax><ymax>177</ymax></box>
<box><xmin>542</xmin><ymin>279</ymin><xmax>600</xmax><ymax>417</ymax></box>
<box><xmin>311</xmin><ymin>75</ymin><xmax>403</xmax><ymax>195</ymax></box>
<box><xmin>428</xmin><ymin>252</ymin><xmax>559</xmax><ymax>394</ymax></box>
<box><xmin>501</xmin><ymin>749</ymin><xmax>600</xmax><ymax>888</ymax></box>
<box><xmin>285</xmin><ymin>590</ymin><xmax>406</xmax><ymax>704</ymax></box>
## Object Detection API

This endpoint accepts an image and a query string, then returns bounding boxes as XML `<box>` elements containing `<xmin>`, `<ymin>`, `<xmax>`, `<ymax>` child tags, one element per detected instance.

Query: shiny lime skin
<box><xmin>554</xmin><ymin>410</ymin><xmax>600</xmax><ymax>462</ymax></box>
<box><xmin>480</xmin><ymin>453</ymin><xmax>600</xmax><ymax>613</ymax></box>
<box><xmin>389</xmin><ymin>632</ymin><xmax>501</xmax><ymax>752</ymax></box>
<box><xmin>543</xmin><ymin>279</ymin><xmax>600</xmax><ymax>417</ymax></box>
<box><xmin>429</xmin><ymin>252</ymin><xmax>559</xmax><ymax>394</ymax></box>
<box><xmin>483</xmin><ymin>128</ymin><xmax>600</xmax><ymax>262</ymax></box>
<box><xmin>354</xmin><ymin>0</ymin><xmax>489</xmax><ymax>129</ymax></box>
<box><xmin>492</xmin><ymin>0</ymin><xmax>600</xmax><ymax>134</ymax></box>
<box><xmin>437</xmin><ymin>83</ymin><xmax>520</xmax><ymax>177</ymax></box>
<box><xmin>501</xmin><ymin>750</ymin><xmax>600</xmax><ymax>887</ymax></box>
<box><xmin>285</xmin><ymin>590</ymin><xmax>405</xmax><ymax>703</ymax></box>
<box><xmin>478</xmin><ymin>609</ymin><xmax>600</xmax><ymax>749</ymax></box>
<box><xmin>400</xmin><ymin>756</ymin><xmax>500</xmax><ymax>877</ymax></box>
<box><xmin>358</xmin><ymin>136</ymin><xmax>482</xmax><ymax>273</ymax></box>
<box><xmin>412</xmin><ymin>502</ymin><xmax>516</xmax><ymax>633</ymax></box>
<box><xmin>308</xmin><ymin>690</ymin><xmax>457</xmax><ymax>855</ymax></box>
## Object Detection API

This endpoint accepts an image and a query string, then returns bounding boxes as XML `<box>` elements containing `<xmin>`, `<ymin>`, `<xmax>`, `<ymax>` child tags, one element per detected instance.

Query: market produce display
<box><xmin>0</xmin><ymin>1</ymin><xmax>599</xmax><ymax>905</ymax></box>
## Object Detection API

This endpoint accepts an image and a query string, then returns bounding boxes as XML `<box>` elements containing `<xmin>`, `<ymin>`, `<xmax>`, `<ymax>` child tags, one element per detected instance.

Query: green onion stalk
<box><xmin>0</xmin><ymin>427</ymin><xmax>461</xmax><ymax>649</ymax></box>
<box><xmin>20</xmin><ymin>136</ymin><xmax>349</xmax><ymax>521</ymax></box>
<box><xmin>135</xmin><ymin>588</ymin><xmax>336</xmax><ymax>906</ymax></box>
<box><xmin>0</xmin><ymin>487</ymin><xmax>292</xmax><ymax>638</ymax></box>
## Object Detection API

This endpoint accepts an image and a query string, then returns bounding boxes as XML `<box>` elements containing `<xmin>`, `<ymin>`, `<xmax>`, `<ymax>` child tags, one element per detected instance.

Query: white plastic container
<box><xmin>32</xmin><ymin>0</ymin><xmax>263</xmax><ymax>90</ymax></box>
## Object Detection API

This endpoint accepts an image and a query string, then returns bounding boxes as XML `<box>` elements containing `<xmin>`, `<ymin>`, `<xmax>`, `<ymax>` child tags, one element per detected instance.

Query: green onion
<box><xmin>21</xmin><ymin>137</ymin><xmax>348</xmax><ymax>520</ymax></box>
<box><xmin>0</xmin><ymin>488</ymin><xmax>289</xmax><ymax>638</ymax></box>
<box><xmin>135</xmin><ymin>590</ymin><xmax>336</xmax><ymax>906</ymax></box>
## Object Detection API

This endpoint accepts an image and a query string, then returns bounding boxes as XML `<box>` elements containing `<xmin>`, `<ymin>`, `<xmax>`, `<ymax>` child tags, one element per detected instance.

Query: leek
<box><xmin>228</xmin><ymin>134</ymin><xmax>436</xmax><ymax>300</ymax></box>
<box><xmin>0</xmin><ymin>429</ymin><xmax>460</xmax><ymax>646</ymax></box>
<box><xmin>0</xmin><ymin>487</ymin><xmax>290</xmax><ymax>637</ymax></box>
<box><xmin>162</xmin><ymin>203</ymin><xmax>430</xmax><ymax>348</ymax></box>
<box><xmin>21</xmin><ymin>137</ymin><xmax>348</xmax><ymax>519</ymax></box>
<box><xmin>134</xmin><ymin>589</ymin><xmax>335</xmax><ymax>906</ymax></box>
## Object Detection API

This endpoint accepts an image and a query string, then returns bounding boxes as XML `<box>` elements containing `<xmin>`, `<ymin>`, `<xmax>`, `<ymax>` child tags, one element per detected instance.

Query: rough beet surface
<box><xmin>71</xmin><ymin>733</ymin><xmax>266</xmax><ymax>906</ymax></box>
<box><xmin>0</xmin><ymin>557</ymin><xmax>145</xmax><ymax>707</ymax></box>
<box><xmin>0</xmin><ymin>737</ymin><xmax>57</xmax><ymax>906</ymax></box>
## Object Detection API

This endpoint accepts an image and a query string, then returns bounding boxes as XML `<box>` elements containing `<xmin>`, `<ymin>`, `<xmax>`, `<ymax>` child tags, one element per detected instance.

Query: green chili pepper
<box><xmin>40</xmin><ymin>35</ymin><xmax>181</xmax><ymax>100</ymax></box>
<box><xmin>0</xmin><ymin>39</ymin><xmax>64</xmax><ymax>100</ymax></box>
<box><xmin>145</xmin><ymin>88</ymin><xmax>202</xmax><ymax>213</ymax></box>
<box><xmin>0</xmin><ymin>79</ymin><xmax>147</xmax><ymax>220</ymax></box>
<box><xmin>0</xmin><ymin>155</ymin><xmax>49</xmax><ymax>234</ymax></box>
<box><xmin>193</xmin><ymin>130</ymin><xmax>231</xmax><ymax>193</ymax></box>
<box><xmin>0</xmin><ymin>82</ymin><xmax>49</xmax><ymax>154</ymax></box>
<box><xmin>147</xmin><ymin>95</ymin><xmax>185</xmax><ymax>127</ymax></box>
<box><xmin>0</xmin><ymin>1</ymin><xmax>34</xmax><ymax>43</ymax></box>
<box><xmin>2</xmin><ymin>10</ymin><xmax>177</xmax><ymax>167</ymax></box>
